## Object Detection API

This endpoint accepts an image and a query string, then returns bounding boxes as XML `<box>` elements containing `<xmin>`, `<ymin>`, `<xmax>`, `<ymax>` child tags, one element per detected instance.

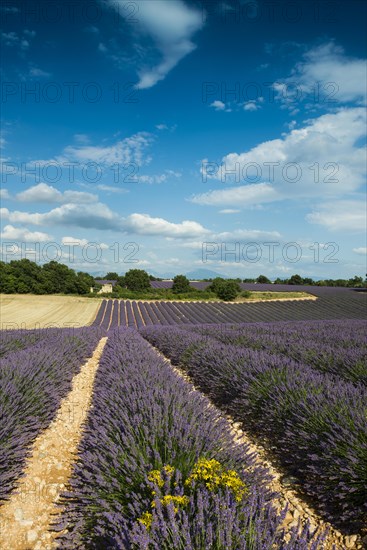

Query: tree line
<box><xmin>0</xmin><ymin>260</ymin><xmax>365</xmax><ymax>297</ymax></box>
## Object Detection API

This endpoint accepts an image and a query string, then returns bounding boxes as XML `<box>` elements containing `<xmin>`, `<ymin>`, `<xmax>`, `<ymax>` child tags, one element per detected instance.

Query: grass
<box><xmin>235</xmin><ymin>291</ymin><xmax>313</xmax><ymax>302</ymax></box>
<box><xmin>89</xmin><ymin>288</ymin><xmax>314</xmax><ymax>302</ymax></box>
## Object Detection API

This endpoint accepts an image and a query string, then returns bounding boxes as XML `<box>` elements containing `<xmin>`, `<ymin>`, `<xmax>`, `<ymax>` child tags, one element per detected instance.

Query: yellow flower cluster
<box><xmin>137</xmin><ymin>459</ymin><xmax>248</xmax><ymax>531</ymax></box>
<box><xmin>152</xmin><ymin>494</ymin><xmax>189</xmax><ymax>513</ymax></box>
<box><xmin>185</xmin><ymin>458</ymin><xmax>248</xmax><ymax>502</ymax></box>
<box><xmin>138</xmin><ymin>511</ymin><xmax>153</xmax><ymax>530</ymax></box>
<box><xmin>147</xmin><ymin>465</ymin><xmax>175</xmax><ymax>488</ymax></box>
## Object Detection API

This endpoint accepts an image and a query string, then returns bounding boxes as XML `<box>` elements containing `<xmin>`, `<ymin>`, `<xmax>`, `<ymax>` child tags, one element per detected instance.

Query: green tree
<box><xmin>209</xmin><ymin>277</ymin><xmax>226</xmax><ymax>294</ymax></box>
<box><xmin>172</xmin><ymin>274</ymin><xmax>191</xmax><ymax>294</ymax></box>
<box><xmin>117</xmin><ymin>275</ymin><xmax>126</xmax><ymax>288</ymax></box>
<box><xmin>105</xmin><ymin>272</ymin><xmax>119</xmax><ymax>280</ymax></box>
<box><xmin>75</xmin><ymin>272</ymin><xmax>95</xmax><ymax>294</ymax></box>
<box><xmin>288</xmin><ymin>274</ymin><xmax>303</xmax><ymax>285</ymax></box>
<box><xmin>42</xmin><ymin>261</ymin><xmax>78</xmax><ymax>293</ymax></box>
<box><xmin>256</xmin><ymin>275</ymin><xmax>271</xmax><ymax>284</ymax></box>
<box><xmin>216</xmin><ymin>280</ymin><xmax>240</xmax><ymax>301</ymax></box>
<box><xmin>124</xmin><ymin>269</ymin><xmax>151</xmax><ymax>291</ymax></box>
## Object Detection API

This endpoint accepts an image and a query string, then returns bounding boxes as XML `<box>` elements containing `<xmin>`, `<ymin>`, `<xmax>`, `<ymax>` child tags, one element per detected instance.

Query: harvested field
<box><xmin>0</xmin><ymin>295</ymin><xmax>102</xmax><ymax>330</ymax></box>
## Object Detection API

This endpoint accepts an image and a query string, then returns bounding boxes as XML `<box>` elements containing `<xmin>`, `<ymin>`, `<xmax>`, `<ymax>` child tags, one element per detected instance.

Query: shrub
<box><xmin>172</xmin><ymin>275</ymin><xmax>191</xmax><ymax>294</ymax></box>
<box><xmin>124</xmin><ymin>269</ymin><xmax>151</xmax><ymax>292</ymax></box>
<box><xmin>216</xmin><ymin>281</ymin><xmax>240</xmax><ymax>301</ymax></box>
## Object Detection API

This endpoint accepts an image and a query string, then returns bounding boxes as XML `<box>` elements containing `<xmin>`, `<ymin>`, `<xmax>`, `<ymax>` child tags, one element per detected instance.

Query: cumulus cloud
<box><xmin>122</xmin><ymin>213</ymin><xmax>210</xmax><ymax>238</ymax></box>
<box><xmin>0</xmin><ymin>188</ymin><xmax>10</xmax><ymax>199</ymax></box>
<box><xmin>0</xmin><ymin>224</ymin><xmax>52</xmax><ymax>242</ymax></box>
<box><xmin>210</xmin><ymin>100</ymin><xmax>226</xmax><ymax>111</ymax></box>
<box><xmin>15</xmin><ymin>183</ymin><xmax>98</xmax><ymax>204</ymax></box>
<box><xmin>194</xmin><ymin>108</ymin><xmax>366</xmax><ymax>207</ymax></box>
<box><xmin>306</xmin><ymin>200</ymin><xmax>366</xmax><ymax>232</ymax></box>
<box><xmin>106</xmin><ymin>0</ymin><xmax>204</xmax><ymax>89</ymax></box>
<box><xmin>275</xmin><ymin>41</ymin><xmax>367</xmax><ymax>107</ymax></box>
<box><xmin>1</xmin><ymin>204</ymin><xmax>210</xmax><ymax>238</ymax></box>
<box><xmin>243</xmin><ymin>101</ymin><xmax>259</xmax><ymax>111</ymax></box>
<box><xmin>0</xmin><ymin>203</ymin><xmax>120</xmax><ymax>231</ymax></box>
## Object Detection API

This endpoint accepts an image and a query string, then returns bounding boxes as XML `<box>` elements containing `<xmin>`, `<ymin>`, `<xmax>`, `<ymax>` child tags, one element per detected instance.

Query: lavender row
<box><xmin>55</xmin><ymin>328</ymin><xmax>326</xmax><ymax>549</ymax></box>
<box><xmin>140</xmin><ymin>325</ymin><xmax>367</xmax><ymax>532</ymax></box>
<box><xmin>0</xmin><ymin>327</ymin><xmax>102</xmax><ymax>503</ymax></box>
<box><xmin>186</xmin><ymin>319</ymin><xmax>367</xmax><ymax>349</ymax></box>
<box><xmin>182</xmin><ymin>320</ymin><xmax>367</xmax><ymax>385</ymax></box>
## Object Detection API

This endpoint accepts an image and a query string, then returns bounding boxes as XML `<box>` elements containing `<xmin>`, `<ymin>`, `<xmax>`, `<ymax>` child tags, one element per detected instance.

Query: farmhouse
<box><xmin>92</xmin><ymin>279</ymin><xmax>118</xmax><ymax>294</ymax></box>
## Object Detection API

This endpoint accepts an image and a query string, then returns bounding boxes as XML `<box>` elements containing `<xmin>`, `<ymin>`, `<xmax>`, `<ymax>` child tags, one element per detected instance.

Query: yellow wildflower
<box><xmin>185</xmin><ymin>458</ymin><xmax>248</xmax><ymax>502</ymax></box>
<box><xmin>138</xmin><ymin>511</ymin><xmax>153</xmax><ymax>530</ymax></box>
<box><xmin>152</xmin><ymin>494</ymin><xmax>189</xmax><ymax>513</ymax></box>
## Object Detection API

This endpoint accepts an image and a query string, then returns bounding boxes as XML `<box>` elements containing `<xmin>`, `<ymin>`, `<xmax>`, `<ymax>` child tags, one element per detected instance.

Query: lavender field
<box><xmin>1</xmin><ymin>302</ymin><xmax>366</xmax><ymax>548</ymax></box>
<box><xmin>91</xmin><ymin>287</ymin><xmax>367</xmax><ymax>330</ymax></box>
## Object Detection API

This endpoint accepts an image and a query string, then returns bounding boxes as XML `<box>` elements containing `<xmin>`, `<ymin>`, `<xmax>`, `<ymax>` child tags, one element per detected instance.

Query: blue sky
<box><xmin>1</xmin><ymin>0</ymin><xmax>366</xmax><ymax>278</ymax></box>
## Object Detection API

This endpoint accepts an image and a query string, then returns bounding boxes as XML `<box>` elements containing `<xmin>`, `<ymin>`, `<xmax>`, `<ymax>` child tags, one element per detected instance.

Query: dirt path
<box><xmin>0</xmin><ymin>294</ymin><xmax>102</xmax><ymax>330</ymax></box>
<box><xmin>0</xmin><ymin>337</ymin><xmax>108</xmax><ymax>550</ymax></box>
<box><xmin>155</xmin><ymin>348</ymin><xmax>362</xmax><ymax>550</ymax></box>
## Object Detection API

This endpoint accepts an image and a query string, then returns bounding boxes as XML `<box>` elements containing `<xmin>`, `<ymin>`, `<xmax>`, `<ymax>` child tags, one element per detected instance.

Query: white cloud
<box><xmin>122</xmin><ymin>213</ymin><xmax>210</xmax><ymax>238</ymax></box>
<box><xmin>0</xmin><ymin>188</ymin><xmax>10</xmax><ymax>199</ymax></box>
<box><xmin>62</xmin><ymin>132</ymin><xmax>153</xmax><ymax>166</ymax></box>
<box><xmin>62</xmin><ymin>236</ymin><xmax>88</xmax><ymax>246</ymax></box>
<box><xmin>1</xmin><ymin>30</ymin><xmax>36</xmax><ymax>50</ymax></box>
<box><xmin>353</xmin><ymin>247</ymin><xmax>367</xmax><ymax>255</ymax></box>
<box><xmin>275</xmin><ymin>42</ymin><xmax>367</xmax><ymax>107</ymax></box>
<box><xmin>29</xmin><ymin>66</ymin><xmax>51</xmax><ymax>78</ymax></box>
<box><xmin>243</xmin><ymin>101</ymin><xmax>259</xmax><ymax>111</ymax></box>
<box><xmin>106</xmin><ymin>0</ymin><xmax>204</xmax><ymax>89</ymax></box>
<box><xmin>156</xmin><ymin>124</ymin><xmax>168</xmax><ymax>130</ymax></box>
<box><xmin>1</xmin><ymin>204</ymin><xmax>210</xmax><ymax>238</ymax></box>
<box><xmin>1</xmin><ymin>203</ymin><xmax>122</xmax><ymax>231</ymax></box>
<box><xmin>96</xmin><ymin>184</ymin><xmax>129</xmax><ymax>193</ymax></box>
<box><xmin>0</xmin><ymin>224</ymin><xmax>52</xmax><ymax>242</ymax></box>
<box><xmin>192</xmin><ymin>182</ymin><xmax>280</xmax><ymax>207</ymax></box>
<box><xmin>210</xmin><ymin>100</ymin><xmax>226</xmax><ymax>111</ymax></box>
<box><xmin>194</xmin><ymin>107</ymin><xmax>366</xmax><ymax>206</ymax></box>
<box><xmin>219</xmin><ymin>209</ymin><xmax>240</xmax><ymax>214</ymax></box>
<box><xmin>306</xmin><ymin>200</ymin><xmax>366</xmax><ymax>232</ymax></box>
<box><xmin>24</xmin><ymin>30</ymin><xmax>36</xmax><ymax>38</ymax></box>
<box><xmin>138</xmin><ymin>170</ymin><xmax>181</xmax><ymax>184</ymax></box>
<box><xmin>213</xmin><ymin>228</ymin><xmax>282</xmax><ymax>240</ymax></box>
<box><xmin>73</xmin><ymin>134</ymin><xmax>90</xmax><ymax>144</ymax></box>
<box><xmin>16</xmin><ymin>183</ymin><xmax>98</xmax><ymax>204</ymax></box>
<box><xmin>98</xmin><ymin>42</ymin><xmax>108</xmax><ymax>53</ymax></box>
<box><xmin>1</xmin><ymin>31</ymin><xmax>19</xmax><ymax>45</ymax></box>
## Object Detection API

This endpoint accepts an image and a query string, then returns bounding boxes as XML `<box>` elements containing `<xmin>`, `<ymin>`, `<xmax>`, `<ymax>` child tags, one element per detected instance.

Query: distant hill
<box><xmin>185</xmin><ymin>268</ymin><xmax>228</xmax><ymax>280</ymax></box>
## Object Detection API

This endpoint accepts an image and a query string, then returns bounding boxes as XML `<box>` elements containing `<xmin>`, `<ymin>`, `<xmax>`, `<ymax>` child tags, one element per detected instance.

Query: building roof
<box><xmin>95</xmin><ymin>279</ymin><xmax>118</xmax><ymax>286</ymax></box>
